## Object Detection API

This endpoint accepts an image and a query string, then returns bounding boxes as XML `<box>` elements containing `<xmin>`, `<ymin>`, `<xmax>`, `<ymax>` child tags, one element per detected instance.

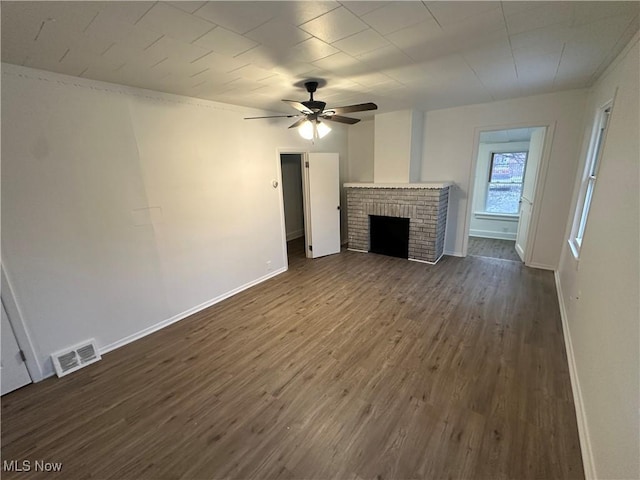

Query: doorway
<box><xmin>280</xmin><ymin>153</ymin><xmax>306</xmax><ymax>262</ymax></box>
<box><xmin>278</xmin><ymin>151</ymin><xmax>341</xmax><ymax>265</ymax></box>
<box><xmin>467</xmin><ymin>126</ymin><xmax>547</xmax><ymax>263</ymax></box>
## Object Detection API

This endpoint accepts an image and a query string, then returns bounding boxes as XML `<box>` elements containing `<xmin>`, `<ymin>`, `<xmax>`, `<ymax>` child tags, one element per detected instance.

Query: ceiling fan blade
<box><xmin>244</xmin><ymin>114</ymin><xmax>300</xmax><ymax>120</ymax></box>
<box><xmin>282</xmin><ymin>99</ymin><xmax>312</xmax><ymax>114</ymax></box>
<box><xmin>288</xmin><ymin>118</ymin><xmax>308</xmax><ymax>129</ymax></box>
<box><xmin>320</xmin><ymin>115</ymin><xmax>361</xmax><ymax>125</ymax></box>
<box><xmin>325</xmin><ymin>102</ymin><xmax>378</xmax><ymax>115</ymax></box>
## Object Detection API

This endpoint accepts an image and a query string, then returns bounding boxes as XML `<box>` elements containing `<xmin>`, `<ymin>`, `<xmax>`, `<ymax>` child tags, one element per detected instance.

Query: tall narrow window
<box><xmin>485</xmin><ymin>151</ymin><xmax>528</xmax><ymax>214</ymax></box>
<box><xmin>570</xmin><ymin>104</ymin><xmax>611</xmax><ymax>257</ymax></box>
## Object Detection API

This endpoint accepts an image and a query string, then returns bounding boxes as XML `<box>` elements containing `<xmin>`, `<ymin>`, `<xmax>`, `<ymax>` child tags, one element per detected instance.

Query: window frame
<box><xmin>484</xmin><ymin>151</ymin><xmax>529</xmax><ymax>215</ymax></box>
<box><xmin>569</xmin><ymin>101</ymin><xmax>612</xmax><ymax>259</ymax></box>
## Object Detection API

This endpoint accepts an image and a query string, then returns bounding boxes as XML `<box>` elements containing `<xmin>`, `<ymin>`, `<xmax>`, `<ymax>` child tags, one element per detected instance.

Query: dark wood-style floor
<box><xmin>468</xmin><ymin>236</ymin><xmax>522</xmax><ymax>262</ymax></box>
<box><xmin>1</xmin><ymin>240</ymin><xmax>583</xmax><ymax>479</ymax></box>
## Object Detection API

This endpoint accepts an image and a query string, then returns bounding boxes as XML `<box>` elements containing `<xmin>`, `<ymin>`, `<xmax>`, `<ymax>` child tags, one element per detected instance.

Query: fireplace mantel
<box><xmin>343</xmin><ymin>182</ymin><xmax>452</xmax><ymax>189</ymax></box>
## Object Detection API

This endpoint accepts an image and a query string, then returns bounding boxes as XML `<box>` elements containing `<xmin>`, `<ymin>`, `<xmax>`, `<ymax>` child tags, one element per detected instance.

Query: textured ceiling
<box><xmin>2</xmin><ymin>1</ymin><xmax>638</xmax><ymax>117</ymax></box>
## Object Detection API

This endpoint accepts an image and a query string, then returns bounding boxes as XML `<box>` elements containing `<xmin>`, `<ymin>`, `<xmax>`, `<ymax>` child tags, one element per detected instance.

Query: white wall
<box><xmin>280</xmin><ymin>154</ymin><xmax>304</xmax><ymax>241</ymax></box>
<box><xmin>556</xmin><ymin>35</ymin><xmax>639</xmax><ymax>480</ymax></box>
<box><xmin>422</xmin><ymin>89</ymin><xmax>587</xmax><ymax>268</ymax></box>
<box><xmin>347</xmin><ymin>119</ymin><xmax>374</xmax><ymax>183</ymax></box>
<box><xmin>469</xmin><ymin>141</ymin><xmax>530</xmax><ymax>240</ymax></box>
<box><xmin>374</xmin><ymin>110</ymin><xmax>423</xmax><ymax>183</ymax></box>
<box><xmin>1</xmin><ymin>64</ymin><xmax>348</xmax><ymax>379</ymax></box>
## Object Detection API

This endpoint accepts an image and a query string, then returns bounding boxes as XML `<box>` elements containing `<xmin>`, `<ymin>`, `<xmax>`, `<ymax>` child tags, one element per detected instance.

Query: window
<box><xmin>485</xmin><ymin>152</ymin><xmax>528</xmax><ymax>214</ymax></box>
<box><xmin>569</xmin><ymin>103</ymin><xmax>611</xmax><ymax>258</ymax></box>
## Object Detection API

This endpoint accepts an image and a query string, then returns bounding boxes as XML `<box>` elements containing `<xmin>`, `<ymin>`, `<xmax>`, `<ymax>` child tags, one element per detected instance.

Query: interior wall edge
<box><xmin>554</xmin><ymin>271</ymin><xmax>597</xmax><ymax>480</ymax></box>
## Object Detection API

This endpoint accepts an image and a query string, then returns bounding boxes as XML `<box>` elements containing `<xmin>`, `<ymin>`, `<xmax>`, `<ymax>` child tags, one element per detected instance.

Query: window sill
<box><xmin>473</xmin><ymin>212</ymin><xmax>520</xmax><ymax>221</ymax></box>
<box><xmin>568</xmin><ymin>238</ymin><xmax>580</xmax><ymax>260</ymax></box>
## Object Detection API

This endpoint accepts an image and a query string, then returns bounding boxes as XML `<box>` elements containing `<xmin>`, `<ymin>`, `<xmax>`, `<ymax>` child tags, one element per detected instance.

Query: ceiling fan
<box><xmin>244</xmin><ymin>81</ymin><xmax>377</xmax><ymax>139</ymax></box>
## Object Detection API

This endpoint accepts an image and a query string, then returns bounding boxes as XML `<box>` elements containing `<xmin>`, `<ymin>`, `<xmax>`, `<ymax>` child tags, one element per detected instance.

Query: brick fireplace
<box><xmin>345</xmin><ymin>183</ymin><xmax>451</xmax><ymax>264</ymax></box>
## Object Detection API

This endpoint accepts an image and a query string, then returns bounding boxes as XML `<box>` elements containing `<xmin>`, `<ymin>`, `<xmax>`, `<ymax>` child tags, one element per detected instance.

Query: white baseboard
<box><xmin>409</xmin><ymin>253</ymin><xmax>443</xmax><ymax>265</ymax></box>
<box><xmin>469</xmin><ymin>230</ymin><xmax>517</xmax><ymax>241</ymax></box>
<box><xmin>526</xmin><ymin>261</ymin><xmax>555</xmax><ymax>271</ymax></box>
<box><xmin>100</xmin><ymin>266</ymin><xmax>288</xmax><ymax>355</ymax></box>
<box><xmin>286</xmin><ymin>229</ymin><xmax>304</xmax><ymax>241</ymax></box>
<box><xmin>554</xmin><ymin>271</ymin><xmax>596</xmax><ymax>480</ymax></box>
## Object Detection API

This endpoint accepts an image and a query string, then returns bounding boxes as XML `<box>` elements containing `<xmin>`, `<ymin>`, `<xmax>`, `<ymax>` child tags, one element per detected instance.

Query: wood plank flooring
<box><xmin>1</xmin><ymin>241</ymin><xmax>584</xmax><ymax>479</ymax></box>
<box><xmin>468</xmin><ymin>236</ymin><xmax>522</xmax><ymax>262</ymax></box>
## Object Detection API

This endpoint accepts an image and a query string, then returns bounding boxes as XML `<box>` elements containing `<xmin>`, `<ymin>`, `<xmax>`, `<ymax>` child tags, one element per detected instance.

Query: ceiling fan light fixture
<box><xmin>298</xmin><ymin>120</ymin><xmax>331</xmax><ymax>140</ymax></box>
<box><xmin>298</xmin><ymin>120</ymin><xmax>314</xmax><ymax>140</ymax></box>
<box><xmin>317</xmin><ymin>121</ymin><xmax>331</xmax><ymax>138</ymax></box>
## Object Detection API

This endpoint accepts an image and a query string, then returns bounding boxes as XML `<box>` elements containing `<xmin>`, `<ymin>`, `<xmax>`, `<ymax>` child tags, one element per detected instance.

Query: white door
<box><xmin>305</xmin><ymin>153</ymin><xmax>341</xmax><ymax>258</ymax></box>
<box><xmin>1</xmin><ymin>302</ymin><xmax>31</xmax><ymax>395</ymax></box>
<box><xmin>515</xmin><ymin>127</ymin><xmax>545</xmax><ymax>261</ymax></box>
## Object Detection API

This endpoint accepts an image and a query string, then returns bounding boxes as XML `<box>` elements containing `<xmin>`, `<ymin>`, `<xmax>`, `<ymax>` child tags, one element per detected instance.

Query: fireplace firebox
<box><xmin>369</xmin><ymin>215</ymin><xmax>410</xmax><ymax>259</ymax></box>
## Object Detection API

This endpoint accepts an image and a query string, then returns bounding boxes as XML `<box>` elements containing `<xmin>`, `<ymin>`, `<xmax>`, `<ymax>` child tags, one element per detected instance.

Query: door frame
<box><xmin>1</xmin><ymin>266</ymin><xmax>43</xmax><ymax>382</ymax></box>
<box><xmin>276</xmin><ymin>148</ymin><xmax>310</xmax><ymax>268</ymax></box>
<box><xmin>462</xmin><ymin>121</ymin><xmax>556</xmax><ymax>266</ymax></box>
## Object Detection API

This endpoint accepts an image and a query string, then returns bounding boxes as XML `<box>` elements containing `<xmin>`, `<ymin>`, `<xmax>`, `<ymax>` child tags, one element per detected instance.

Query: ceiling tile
<box><xmin>439</xmin><ymin>8</ymin><xmax>505</xmax><ymax>37</ymax></box>
<box><xmin>189</xmin><ymin>50</ymin><xmax>248</xmax><ymax>74</ymax></box>
<box><xmin>96</xmin><ymin>1</ymin><xmax>156</xmax><ymax>25</ymax></box>
<box><xmin>286</xmin><ymin>37</ymin><xmax>340</xmax><ymax>63</ymax></box>
<box><xmin>244</xmin><ymin>19</ymin><xmax>311</xmax><ymax>49</ymax></box>
<box><xmin>505</xmin><ymin>3</ymin><xmax>573</xmax><ymax>36</ymax></box>
<box><xmin>193</xmin><ymin>2</ymin><xmax>278</xmax><ymax>34</ymax></box>
<box><xmin>227</xmin><ymin>64</ymin><xmax>276</xmax><ymax>82</ymax></box>
<box><xmin>573</xmin><ymin>1</ymin><xmax>640</xmax><ymax>26</ymax></box>
<box><xmin>167</xmin><ymin>2</ymin><xmax>208</xmax><ymax>15</ymax></box>
<box><xmin>193</xmin><ymin>26</ymin><xmax>258</xmax><ymax>57</ymax></box>
<box><xmin>312</xmin><ymin>52</ymin><xmax>364</xmax><ymax>75</ymax></box>
<box><xmin>136</xmin><ymin>3</ymin><xmax>215</xmax><ymax>43</ymax></box>
<box><xmin>84</xmin><ymin>13</ymin><xmax>163</xmax><ymax>51</ymax></box>
<box><xmin>271</xmin><ymin>61</ymin><xmax>317</xmax><ymax>77</ymax></box>
<box><xmin>144</xmin><ymin>36</ymin><xmax>211</xmax><ymax>64</ymax></box>
<box><xmin>509</xmin><ymin>24</ymin><xmax>571</xmax><ymax>57</ymax></box>
<box><xmin>515</xmin><ymin>52</ymin><xmax>562</xmax><ymax>87</ymax></box>
<box><xmin>233</xmin><ymin>46</ymin><xmax>281</xmax><ymax>70</ymax></box>
<box><xmin>276</xmin><ymin>1</ymin><xmax>341</xmax><ymax>26</ymax></box>
<box><xmin>356</xmin><ymin>44</ymin><xmax>414</xmax><ymax>71</ymax></box>
<box><xmin>385</xmin><ymin>20</ymin><xmax>443</xmax><ymax>51</ymax></box>
<box><xmin>332</xmin><ymin>29</ymin><xmax>390</xmax><ymax>57</ymax></box>
<box><xmin>299</xmin><ymin>7</ymin><xmax>368</xmax><ymax>44</ymax></box>
<box><xmin>361</xmin><ymin>2</ymin><xmax>438</xmax><ymax>35</ymax></box>
<box><xmin>341</xmin><ymin>1</ymin><xmax>391</xmax><ymax>17</ymax></box>
<box><xmin>425</xmin><ymin>1</ymin><xmax>501</xmax><ymax>26</ymax></box>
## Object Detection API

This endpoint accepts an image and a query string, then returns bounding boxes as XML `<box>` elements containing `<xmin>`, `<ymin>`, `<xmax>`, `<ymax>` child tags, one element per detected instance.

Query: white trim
<box><xmin>524</xmin><ymin>262</ymin><xmax>555</xmax><ymax>271</ymax></box>
<box><xmin>469</xmin><ymin>230</ymin><xmax>517</xmax><ymax>241</ymax></box>
<box><xmin>409</xmin><ymin>253</ymin><xmax>443</xmax><ymax>265</ymax></box>
<box><xmin>1</xmin><ymin>267</ymin><xmax>44</xmax><ymax>382</ymax></box>
<box><xmin>554</xmin><ymin>271</ymin><xmax>596</xmax><ymax>480</ymax></box>
<box><xmin>347</xmin><ymin>248</ymin><xmax>368</xmax><ymax>253</ymax></box>
<box><xmin>100</xmin><ymin>266</ymin><xmax>287</xmax><ymax>355</ymax></box>
<box><xmin>444</xmin><ymin>250</ymin><xmax>464</xmax><ymax>257</ymax></box>
<box><xmin>473</xmin><ymin>212</ymin><xmax>519</xmax><ymax>221</ymax></box>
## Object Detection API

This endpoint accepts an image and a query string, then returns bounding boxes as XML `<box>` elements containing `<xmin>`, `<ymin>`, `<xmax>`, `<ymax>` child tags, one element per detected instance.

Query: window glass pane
<box><xmin>490</xmin><ymin>152</ymin><xmax>527</xmax><ymax>183</ymax></box>
<box><xmin>486</xmin><ymin>183</ymin><xmax>523</xmax><ymax>214</ymax></box>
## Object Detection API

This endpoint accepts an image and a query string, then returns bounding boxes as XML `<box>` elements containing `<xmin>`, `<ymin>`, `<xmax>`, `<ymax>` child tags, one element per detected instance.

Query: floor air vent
<box><xmin>51</xmin><ymin>339</ymin><xmax>101</xmax><ymax>377</ymax></box>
